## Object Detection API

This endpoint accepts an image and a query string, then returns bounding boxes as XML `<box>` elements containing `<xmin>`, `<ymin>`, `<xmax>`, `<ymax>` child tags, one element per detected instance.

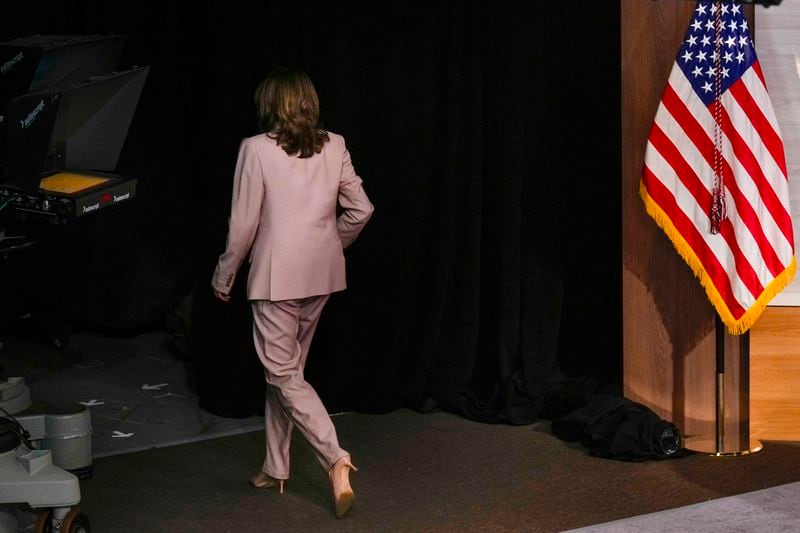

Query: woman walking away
<box><xmin>212</xmin><ymin>67</ymin><xmax>374</xmax><ymax>518</ymax></box>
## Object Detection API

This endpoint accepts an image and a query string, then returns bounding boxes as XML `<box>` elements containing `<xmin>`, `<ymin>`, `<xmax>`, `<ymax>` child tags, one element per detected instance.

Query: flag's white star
<box><xmin>723</xmin><ymin>51</ymin><xmax>733</xmax><ymax>63</ymax></box>
<box><xmin>682</xmin><ymin>50</ymin><xmax>694</xmax><ymax>63</ymax></box>
<box><xmin>721</xmin><ymin>3</ymin><xmax>729</xmax><ymax>14</ymax></box>
<box><xmin>691</xmin><ymin>19</ymin><xmax>703</xmax><ymax>31</ymax></box>
<box><xmin>701</xmin><ymin>35</ymin><xmax>712</xmax><ymax>47</ymax></box>
<box><xmin>686</xmin><ymin>35</ymin><xmax>698</xmax><ymax>47</ymax></box>
<box><xmin>692</xmin><ymin>65</ymin><xmax>704</xmax><ymax>78</ymax></box>
<box><xmin>711</xmin><ymin>50</ymin><xmax>719</xmax><ymax>62</ymax></box>
<box><xmin>741</xmin><ymin>20</ymin><xmax>748</xmax><ymax>31</ymax></box>
<box><xmin>706</xmin><ymin>19</ymin><xmax>716</xmax><ymax>31</ymax></box>
<box><xmin>702</xmin><ymin>81</ymin><xmax>714</xmax><ymax>93</ymax></box>
<box><xmin>725</xmin><ymin>35</ymin><xmax>737</xmax><ymax>47</ymax></box>
<box><xmin>732</xmin><ymin>4</ymin><xmax>741</xmax><ymax>14</ymax></box>
<box><xmin>706</xmin><ymin>66</ymin><xmax>717</xmax><ymax>77</ymax></box>
<box><xmin>711</xmin><ymin>3</ymin><xmax>719</xmax><ymax>14</ymax></box>
<box><xmin>739</xmin><ymin>35</ymin><xmax>749</xmax><ymax>47</ymax></box>
<box><xmin>696</xmin><ymin>3</ymin><xmax>707</xmax><ymax>15</ymax></box>
<box><xmin>721</xmin><ymin>67</ymin><xmax>730</xmax><ymax>79</ymax></box>
<box><xmin>728</xmin><ymin>20</ymin><xmax>738</xmax><ymax>32</ymax></box>
<box><xmin>736</xmin><ymin>51</ymin><xmax>746</xmax><ymax>63</ymax></box>
<box><xmin>696</xmin><ymin>50</ymin><xmax>708</xmax><ymax>62</ymax></box>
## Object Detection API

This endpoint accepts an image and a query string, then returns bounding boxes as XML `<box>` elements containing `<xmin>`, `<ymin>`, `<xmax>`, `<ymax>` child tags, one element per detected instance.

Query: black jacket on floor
<box><xmin>544</xmin><ymin>377</ymin><xmax>688</xmax><ymax>461</ymax></box>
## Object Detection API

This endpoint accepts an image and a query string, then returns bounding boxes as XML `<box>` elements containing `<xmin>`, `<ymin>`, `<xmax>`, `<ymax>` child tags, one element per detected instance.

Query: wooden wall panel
<box><xmin>621</xmin><ymin>0</ymin><xmax>752</xmax><ymax>442</ymax></box>
<box><xmin>751</xmin><ymin>307</ymin><xmax>800</xmax><ymax>441</ymax></box>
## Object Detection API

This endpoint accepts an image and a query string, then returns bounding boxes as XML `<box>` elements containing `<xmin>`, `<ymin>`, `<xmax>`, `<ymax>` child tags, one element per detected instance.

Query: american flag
<box><xmin>641</xmin><ymin>0</ymin><xmax>795</xmax><ymax>334</ymax></box>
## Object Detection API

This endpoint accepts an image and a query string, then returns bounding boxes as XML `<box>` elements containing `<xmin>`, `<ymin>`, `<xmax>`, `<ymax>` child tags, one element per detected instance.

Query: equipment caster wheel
<box><xmin>61</xmin><ymin>507</ymin><xmax>90</xmax><ymax>533</ymax></box>
<box><xmin>34</xmin><ymin>509</ymin><xmax>53</xmax><ymax>533</ymax></box>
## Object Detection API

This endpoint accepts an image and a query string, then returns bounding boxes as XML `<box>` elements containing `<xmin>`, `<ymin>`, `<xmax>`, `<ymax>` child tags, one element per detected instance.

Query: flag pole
<box><xmin>682</xmin><ymin>1</ymin><xmax>763</xmax><ymax>457</ymax></box>
<box><xmin>715</xmin><ymin>315</ymin><xmax>725</xmax><ymax>452</ymax></box>
<box><xmin>639</xmin><ymin>0</ymin><xmax>790</xmax><ymax>456</ymax></box>
<box><xmin>684</xmin><ymin>315</ymin><xmax>763</xmax><ymax>456</ymax></box>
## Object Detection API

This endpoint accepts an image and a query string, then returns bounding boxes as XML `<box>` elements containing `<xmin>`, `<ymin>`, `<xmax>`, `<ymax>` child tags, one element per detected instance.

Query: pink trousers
<box><xmin>251</xmin><ymin>295</ymin><xmax>348</xmax><ymax>480</ymax></box>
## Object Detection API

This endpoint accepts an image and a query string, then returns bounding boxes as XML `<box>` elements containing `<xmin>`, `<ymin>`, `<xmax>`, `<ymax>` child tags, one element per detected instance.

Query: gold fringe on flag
<box><xmin>640</xmin><ymin>181</ymin><xmax>797</xmax><ymax>335</ymax></box>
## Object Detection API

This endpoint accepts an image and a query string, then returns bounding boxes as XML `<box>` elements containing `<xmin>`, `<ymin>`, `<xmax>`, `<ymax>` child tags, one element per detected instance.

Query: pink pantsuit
<box><xmin>212</xmin><ymin>132</ymin><xmax>373</xmax><ymax>478</ymax></box>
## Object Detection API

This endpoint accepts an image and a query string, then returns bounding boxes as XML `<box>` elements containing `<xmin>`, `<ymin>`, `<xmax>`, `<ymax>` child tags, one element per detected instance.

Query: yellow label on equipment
<box><xmin>39</xmin><ymin>172</ymin><xmax>110</xmax><ymax>194</ymax></box>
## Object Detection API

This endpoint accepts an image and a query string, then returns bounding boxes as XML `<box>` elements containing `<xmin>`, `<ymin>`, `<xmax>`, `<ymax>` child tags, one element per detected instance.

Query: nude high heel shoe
<box><xmin>328</xmin><ymin>456</ymin><xmax>358</xmax><ymax>518</ymax></box>
<box><xmin>250</xmin><ymin>472</ymin><xmax>286</xmax><ymax>494</ymax></box>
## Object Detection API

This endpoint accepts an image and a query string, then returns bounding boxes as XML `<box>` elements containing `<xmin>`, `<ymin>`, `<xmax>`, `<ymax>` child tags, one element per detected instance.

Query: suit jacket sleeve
<box><xmin>337</xmin><ymin>140</ymin><xmax>374</xmax><ymax>248</ymax></box>
<box><xmin>211</xmin><ymin>138</ymin><xmax>265</xmax><ymax>294</ymax></box>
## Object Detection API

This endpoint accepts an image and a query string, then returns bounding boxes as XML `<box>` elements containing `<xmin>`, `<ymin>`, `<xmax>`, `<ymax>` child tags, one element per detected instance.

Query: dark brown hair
<box><xmin>254</xmin><ymin>67</ymin><xmax>329</xmax><ymax>158</ymax></box>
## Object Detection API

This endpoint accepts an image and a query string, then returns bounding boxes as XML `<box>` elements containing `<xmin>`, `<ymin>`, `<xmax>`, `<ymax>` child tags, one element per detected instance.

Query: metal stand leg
<box><xmin>684</xmin><ymin>315</ymin><xmax>762</xmax><ymax>456</ymax></box>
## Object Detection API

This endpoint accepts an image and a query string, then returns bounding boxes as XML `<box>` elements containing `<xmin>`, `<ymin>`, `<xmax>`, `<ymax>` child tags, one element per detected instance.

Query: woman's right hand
<box><xmin>212</xmin><ymin>287</ymin><xmax>231</xmax><ymax>303</ymax></box>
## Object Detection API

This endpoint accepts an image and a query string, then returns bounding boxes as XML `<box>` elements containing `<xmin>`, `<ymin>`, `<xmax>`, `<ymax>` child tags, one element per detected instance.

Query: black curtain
<box><xmin>2</xmin><ymin>1</ymin><xmax>620</xmax><ymax>424</ymax></box>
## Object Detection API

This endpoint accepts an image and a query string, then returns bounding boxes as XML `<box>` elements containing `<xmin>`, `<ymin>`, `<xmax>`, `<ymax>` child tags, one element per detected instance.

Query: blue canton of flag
<box><xmin>676</xmin><ymin>1</ymin><xmax>755</xmax><ymax>107</ymax></box>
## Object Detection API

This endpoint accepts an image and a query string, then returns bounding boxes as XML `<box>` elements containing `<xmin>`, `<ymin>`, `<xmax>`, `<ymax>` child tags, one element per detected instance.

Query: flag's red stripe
<box><xmin>649</xmin><ymin>124</ymin><xmax>765</xmax><ymax>298</ymax></box>
<box><xmin>648</xmin><ymin>124</ymin><xmax>712</xmax><ymax>210</ymax></box>
<box><xmin>718</xmin><ymin>161</ymin><xmax>786</xmax><ymax>279</ymax></box>
<box><xmin>728</xmin><ymin>77</ymin><xmax>788</xmax><ymax>178</ymax></box>
<box><xmin>752</xmin><ymin>60</ymin><xmax>768</xmax><ymax>89</ymax></box>
<box><xmin>719</xmin><ymin>105</ymin><xmax>794</xmax><ymax>245</ymax></box>
<box><xmin>643</xmin><ymin>167</ymin><xmax>746</xmax><ymax>318</ymax></box>
<box><xmin>718</xmin><ymin>217</ymin><xmax>763</xmax><ymax>300</ymax></box>
<box><xmin>660</xmin><ymin>84</ymin><xmax>786</xmax><ymax>277</ymax></box>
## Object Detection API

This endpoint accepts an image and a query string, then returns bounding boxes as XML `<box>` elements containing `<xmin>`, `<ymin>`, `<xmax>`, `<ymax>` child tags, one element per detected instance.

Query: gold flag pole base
<box><xmin>682</xmin><ymin>363</ymin><xmax>763</xmax><ymax>457</ymax></box>
<box><xmin>683</xmin><ymin>436</ymin><xmax>763</xmax><ymax>457</ymax></box>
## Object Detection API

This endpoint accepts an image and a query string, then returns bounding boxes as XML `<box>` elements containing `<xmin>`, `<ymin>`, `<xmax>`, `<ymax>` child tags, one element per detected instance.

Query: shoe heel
<box><xmin>250</xmin><ymin>472</ymin><xmax>286</xmax><ymax>494</ymax></box>
<box><xmin>330</xmin><ymin>457</ymin><xmax>357</xmax><ymax>518</ymax></box>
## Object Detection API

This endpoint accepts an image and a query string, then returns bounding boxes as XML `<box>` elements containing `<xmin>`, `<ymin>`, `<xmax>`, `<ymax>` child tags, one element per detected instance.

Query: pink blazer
<box><xmin>212</xmin><ymin>131</ymin><xmax>374</xmax><ymax>301</ymax></box>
